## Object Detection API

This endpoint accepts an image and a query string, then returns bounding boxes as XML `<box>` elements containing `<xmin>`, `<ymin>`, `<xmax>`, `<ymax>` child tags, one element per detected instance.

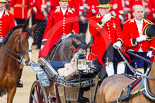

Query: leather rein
<box><xmin>115</xmin><ymin>48</ymin><xmax>155</xmax><ymax>102</ymax></box>
<box><xmin>4</xmin><ymin>27</ymin><xmax>32</xmax><ymax>63</ymax></box>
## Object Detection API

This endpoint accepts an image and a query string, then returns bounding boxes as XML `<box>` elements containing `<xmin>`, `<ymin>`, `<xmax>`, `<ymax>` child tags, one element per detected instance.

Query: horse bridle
<box><xmin>69</xmin><ymin>37</ymin><xmax>82</xmax><ymax>58</ymax></box>
<box><xmin>51</xmin><ymin>36</ymin><xmax>82</xmax><ymax>61</ymax></box>
<box><xmin>4</xmin><ymin>27</ymin><xmax>32</xmax><ymax>62</ymax></box>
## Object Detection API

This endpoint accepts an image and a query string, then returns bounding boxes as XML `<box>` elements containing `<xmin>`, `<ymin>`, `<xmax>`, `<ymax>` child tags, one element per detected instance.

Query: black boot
<box><xmin>17</xmin><ymin>69</ymin><xmax>23</xmax><ymax>87</ymax></box>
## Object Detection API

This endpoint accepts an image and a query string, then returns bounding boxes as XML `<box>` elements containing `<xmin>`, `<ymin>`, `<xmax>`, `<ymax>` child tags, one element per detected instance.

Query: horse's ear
<box><xmin>30</xmin><ymin>24</ymin><xmax>37</xmax><ymax>32</ymax></box>
<box><xmin>21</xmin><ymin>24</ymin><xmax>28</xmax><ymax>32</ymax></box>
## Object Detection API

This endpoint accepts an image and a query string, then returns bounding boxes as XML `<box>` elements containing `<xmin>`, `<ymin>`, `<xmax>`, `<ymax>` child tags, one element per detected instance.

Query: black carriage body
<box><xmin>30</xmin><ymin>58</ymin><xmax>99</xmax><ymax>103</ymax></box>
<box><xmin>56</xmin><ymin>72</ymin><xmax>99</xmax><ymax>103</ymax></box>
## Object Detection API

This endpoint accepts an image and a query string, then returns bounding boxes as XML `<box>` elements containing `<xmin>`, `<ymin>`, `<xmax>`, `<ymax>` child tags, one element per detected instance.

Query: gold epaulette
<box><xmin>55</xmin><ymin>7</ymin><xmax>60</xmax><ymax>13</ymax></box>
<box><xmin>96</xmin><ymin>13</ymin><xmax>101</xmax><ymax>18</ymax></box>
<box><xmin>123</xmin><ymin>19</ymin><xmax>132</xmax><ymax>24</ymax></box>
<box><xmin>4</xmin><ymin>10</ymin><xmax>9</xmax><ymax>16</ymax></box>
<box><xmin>68</xmin><ymin>8</ymin><xmax>73</xmax><ymax>14</ymax></box>
<box><xmin>144</xmin><ymin>19</ymin><xmax>153</xmax><ymax>24</ymax></box>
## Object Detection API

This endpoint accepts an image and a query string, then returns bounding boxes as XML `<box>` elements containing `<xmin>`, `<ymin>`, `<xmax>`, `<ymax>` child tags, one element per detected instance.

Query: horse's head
<box><xmin>48</xmin><ymin>34</ymin><xmax>87</xmax><ymax>61</ymax></box>
<box><xmin>69</xmin><ymin>34</ymin><xmax>87</xmax><ymax>50</ymax></box>
<box><xmin>14</xmin><ymin>24</ymin><xmax>36</xmax><ymax>65</ymax></box>
<box><xmin>67</xmin><ymin>34</ymin><xmax>87</xmax><ymax>59</ymax></box>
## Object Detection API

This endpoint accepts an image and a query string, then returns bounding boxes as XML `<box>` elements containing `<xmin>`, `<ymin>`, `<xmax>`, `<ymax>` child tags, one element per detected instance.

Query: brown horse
<box><xmin>97</xmin><ymin>62</ymin><xmax>155</xmax><ymax>103</ymax></box>
<box><xmin>0</xmin><ymin>24</ymin><xmax>36</xmax><ymax>103</ymax></box>
<box><xmin>46</xmin><ymin>34</ymin><xmax>87</xmax><ymax>61</ymax></box>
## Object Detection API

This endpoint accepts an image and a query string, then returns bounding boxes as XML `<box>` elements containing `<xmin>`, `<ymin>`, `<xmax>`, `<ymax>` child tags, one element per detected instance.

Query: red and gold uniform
<box><xmin>0</xmin><ymin>11</ymin><xmax>15</xmax><ymax>38</ymax></box>
<box><xmin>9</xmin><ymin>0</ymin><xmax>32</xmax><ymax>19</ymax></box>
<box><xmin>122</xmin><ymin>19</ymin><xmax>155</xmax><ymax>52</ymax></box>
<box><xmin>147</xmin><ymin>0</ymin><xmax>155</xmax><ymax>23</ymax></box>
<box><xmin>49</xmin><ymin>0</ymin><xmax>59</xmax><ymax>13</ymax></box>
<box><xmin>34</xmin><ymin>0</ymin><xmax>47</xmax><ymax>20</ymax></box>
<box><xmin>89</xmin><ymin>13</ymin><xmax>122</xmax><ymax>66</ymax></box>
<box><xmin>111</xmin><ymin>0</ymin><xmax>124</xmax><ymax>23</ymax></box>
<box><xmin>123</xmin><ymin>19</ymin><xmax>155</xmax><ymax>72</ymax></box>
<box><xmin>68</xmin><ymin>0</ymin><xmax>82</xmax><ymax>15</ymax></box>
<box><xmin>79</xmin><ymin>0</ymin><xmax>99</xmax><ymax>19</ymax></box>
<box><xmin>122</xmin><ymin>0</ymin><xmax>132</xmax><ymax>21</ymax></box>
<box><xmin>39</xmin><ymin>7</ymin><xmax>79</xmax><ymax>57</ymax></box>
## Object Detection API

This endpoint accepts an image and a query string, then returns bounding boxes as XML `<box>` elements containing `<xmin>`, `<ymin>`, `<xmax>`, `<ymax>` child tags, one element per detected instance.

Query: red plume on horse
<box><xmin>0</xmin><ymin>24</ymin><xmax>36</xmax><ymax>103</ymax></box>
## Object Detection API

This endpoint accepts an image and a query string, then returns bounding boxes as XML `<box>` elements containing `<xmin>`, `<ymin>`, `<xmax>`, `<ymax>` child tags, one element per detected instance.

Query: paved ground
<box><xmin>0</xmin><ymin>46</ymin><xmax>39</xmax><ymax>103</ymax></box>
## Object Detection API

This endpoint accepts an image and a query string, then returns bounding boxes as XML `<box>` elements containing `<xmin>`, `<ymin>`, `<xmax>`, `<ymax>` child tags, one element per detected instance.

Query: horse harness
<box><xmin>111</xmin><ymin>71</ymin><xmax>155</xmax><ymax>103</ymax></box>
<box><xmin>3</xmin><ymin>27</ymin><xmax>32</xmax><ymax>63</ymax></box>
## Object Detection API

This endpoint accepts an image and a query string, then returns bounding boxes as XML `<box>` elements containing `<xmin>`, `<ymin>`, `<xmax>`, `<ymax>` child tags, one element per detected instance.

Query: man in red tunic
<box><xmin>147</xmin><ymin>0</ymin><xmax>155</xmax><ymax>23</ymax></box>
<box><xmin>123</xmin><ymin>5</ymin><xmax>154</xmax><ymax>74</ymax></box>
<box><xmin>49</xmin><ymin>0</ymin><xmax>59</xmax><ymax>13</ymax></box>
<box><xmin>0</xmin><ymin>0</ymin><xmax>15</xmax><ymax>39</ymax></box>
<box><xmin>39</xmin><ymin>0</ymin><xmax>79</xmax><ymax>58</ymax></box>
<box><xmin>89</xmin><ymin>0</ymin><xmax>124</xmax><ymax>76</ymax></box>
<box><xmin>78</xmin><ymin>0</ymin><xmax>99</xmax><ymax>38</ymax></box>
<box><xmin>110</xmin><ymin>0</ymin><xmax>124</xmax><ymax>24</ymax></box>
<box><xmin>9</xmin><ymin>0</ymin><xmax>31</xmax><ymax>25</ymax></box>
<box><xmin>32</xmin><ymin>0</ymin><xmax>48</xmax><ymax>49</ymax></box>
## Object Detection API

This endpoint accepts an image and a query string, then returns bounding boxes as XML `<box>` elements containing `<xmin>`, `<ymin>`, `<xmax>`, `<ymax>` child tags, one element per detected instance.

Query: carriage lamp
<box><xmin>74</xmin><ymin>53</ymin><xmax>87</xmax><ymax>71</ymax></box>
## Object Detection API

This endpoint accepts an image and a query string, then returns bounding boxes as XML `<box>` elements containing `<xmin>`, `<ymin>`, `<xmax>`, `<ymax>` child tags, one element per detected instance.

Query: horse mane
<box><xmin>3</xmin><ymin>24</ymin><xmax>24</xmax><ymax>44</ymax></box>
<box><xmin>70</xmin><ymin>34</ymin><xmax>86</xmax><ymax>44</ymax></box>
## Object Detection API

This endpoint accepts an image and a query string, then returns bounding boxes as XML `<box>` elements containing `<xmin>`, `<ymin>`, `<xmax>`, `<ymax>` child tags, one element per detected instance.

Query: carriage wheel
<box><xmin>29</xmin><ymin>80</ymin><xmax>48</xmax><ymax>103</ymax></box>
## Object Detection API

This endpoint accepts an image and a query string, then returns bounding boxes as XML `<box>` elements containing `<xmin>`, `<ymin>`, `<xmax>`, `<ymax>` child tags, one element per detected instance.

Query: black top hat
<box><xmin>97</xmin><ymin>0</ymin><xmax>111</xmax><ymax>8</ymax></box>
<box><xmin>143</xmin><ymin>24</ymin><xmax>155</xmax><ymax>40</ymax></box>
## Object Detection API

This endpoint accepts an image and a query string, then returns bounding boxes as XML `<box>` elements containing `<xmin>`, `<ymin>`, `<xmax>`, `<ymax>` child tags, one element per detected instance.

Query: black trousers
<box><xmin>78</xmin><ymin>20</ymin><xmax>88</xmax><ymax>39</ymax></box>
<box><xmin>35</xmin><ymin>19</ymin><xmax>46</xmax><ymax>49</ymax></box>
<box><xmin>15</xmin><ymin>18</ymin><xmax>27</xmax><ymax>25</ymax></box>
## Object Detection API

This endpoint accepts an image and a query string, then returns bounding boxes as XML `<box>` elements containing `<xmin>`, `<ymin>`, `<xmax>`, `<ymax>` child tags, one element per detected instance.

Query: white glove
<box><xmin>113</xmin><ymin>41</ymin><xmax>122</xmax><ymax>49</ymax></box>
<box><xmin>33</xmin><ymin>7</ymin><xmax>37</xmax><ymax>13</ymax></box>
<box><xmin>136</xmin><ymin>35</ymin><xmax>148</xmax><ymax>42</ymax></box>
<box><xmin>42</xmin><ymin>10</ymin><xmax>48</xmax><ymax>18</ymax></box>
<box><xmin>61</xmin><ymin>33</ymin><xmax>72</xmax><ymax>40</ymax></box>
<box><xmin>66</xmin><ymin>33</ymin><xmax>72</xmax><ymax>38</ymax></box>
<box><xmin>41</xmin><ymin>45</ymin><xmax>44</xmax><ymax>50</ymax></box>
<box><xmin>0</xmin><ymin>38</ymin><xmax>3</xmax><ymax>43</ymax></box>
<box><xmin>147</xmin><ymin>51</ymin><xmax>153</xmax><ymax>58</ymax></box>
<box><xmin>118</xmin><ymin>15</ymin><xmax>124</xmax><ymax>23</ymax></box>
<box><xmin>92</xmin><ymin>8</ymin><xmax>96</xmax><ymax>14</ymax></box>
<box><xmin>101</xmin><ymin>13</ymin><xmax>111</xmax><ymax>23</ymax></box>
<box><xmin>41</xmin><ymin>40</ymin><xmax>47</xmax><ymax>49</ymax></box>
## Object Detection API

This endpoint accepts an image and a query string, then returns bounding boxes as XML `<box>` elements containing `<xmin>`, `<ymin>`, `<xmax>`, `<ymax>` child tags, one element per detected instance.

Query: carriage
<box><xmin>29</xmin><ymin>53</ymin><xmax>100</xmax><ymax>103</ymax></box>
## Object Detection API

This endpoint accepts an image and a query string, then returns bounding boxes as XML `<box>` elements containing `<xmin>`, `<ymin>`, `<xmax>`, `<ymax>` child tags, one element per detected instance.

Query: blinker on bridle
<box><xmin>4</xmin><ymin>28</ymin><xmax>32</xmax><ymax>62</ymax></box>
<box><xmin>18</xmin><ymin>31</ymin><xmax>32</xmax><ymax>54</ymax></box>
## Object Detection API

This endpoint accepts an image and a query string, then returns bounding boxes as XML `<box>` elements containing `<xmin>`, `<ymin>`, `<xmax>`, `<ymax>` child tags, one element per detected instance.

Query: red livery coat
<box><xmin>147</xmin><ymin>0</ymin><xmax>155</xmax><ymax>22</ymax></box>
<box><xmin>39</xmin><ymin>7</ymin><xmax>79</xmax><ymax>57</ymax></box>
<box><xmin>49</xmin><ymin>0</ymin><xmax>59</xmax><ymax>13</ymax></box>
<box><xmin>9</xmin><ymin>0</ymin><xmax>31</xmax><ymax>19</ymax></box>
<box><xmin>34</xmin><ymin>0</ymin><xmax>47</xmax><ymax>20</ymax></box>
<box><xmin>79</xmin><ymin>0</ymin><xmax>99</xmax><ymax>19</ymax></box>
<box><xmin>68</xmin><ymin>0</ymin><xmax>82</xmax><ymax>15</ymax></box>
<box><xmin>0</xmin><ymin>11</ymin><xmax>15</xmax><ymax>38</ymax></box>
<box><xmin>123</xmin><ymin>19</ymin><xmax>155</xmax><ymax>52</ymax></box>
<box><xmin>111</xmin><ymin>0</ymin><xmax>124</xmax><ymax>21</ymax></box>
<box><xmin>89</xmin><ymin>14</ymin><xmax>122</xmax><ymax>66</ymax></box>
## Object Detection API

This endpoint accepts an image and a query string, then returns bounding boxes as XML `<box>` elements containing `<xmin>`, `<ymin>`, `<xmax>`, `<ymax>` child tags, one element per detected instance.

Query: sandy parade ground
<box><xmin>0</xmin><ymin>45</ymin><xmax>39</xmax><ymax>103</ymax></box>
